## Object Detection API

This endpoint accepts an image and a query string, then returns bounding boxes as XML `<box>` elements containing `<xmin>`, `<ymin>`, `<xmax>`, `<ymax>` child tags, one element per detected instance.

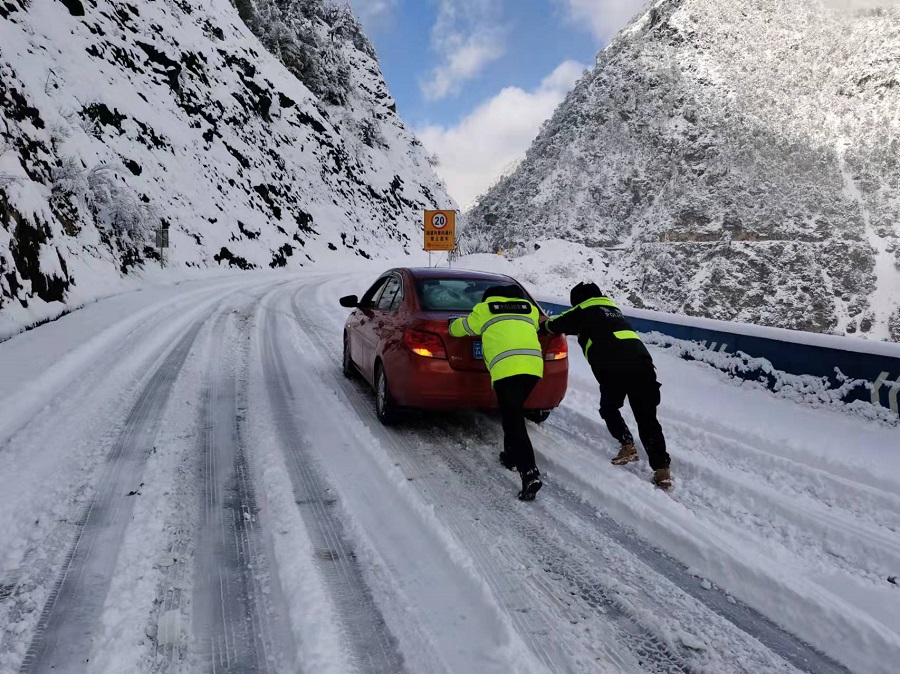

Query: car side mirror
<box><xmin>339</xmin><ymin>295</ymin><xmax>359</xmax><ymax>308</ymax></box>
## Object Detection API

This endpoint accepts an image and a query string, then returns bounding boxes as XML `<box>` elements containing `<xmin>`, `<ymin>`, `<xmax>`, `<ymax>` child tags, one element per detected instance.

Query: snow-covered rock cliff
<box><xmin>0</xmin><ymin>0</ymin><xmax>453</xmax><ymax>331</ymax></box>
<box><xmin>468</xmin><ymin>0</ymin><xmax>900</xmax><ymax>340</ymax></box>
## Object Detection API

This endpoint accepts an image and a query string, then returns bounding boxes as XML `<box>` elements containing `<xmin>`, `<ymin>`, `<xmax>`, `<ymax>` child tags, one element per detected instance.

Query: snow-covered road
<box><xmin>0</xmin><ymin>271</ymin><xmax>897</xmax><ymax>674</ymax></box>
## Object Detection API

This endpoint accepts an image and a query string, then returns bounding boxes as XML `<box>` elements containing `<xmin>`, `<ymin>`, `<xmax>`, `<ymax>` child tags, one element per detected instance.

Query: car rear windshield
<box><xmin>415</xmin><ymin>278</ymin><xmax>529</xmax><ymax>312</ymax></box>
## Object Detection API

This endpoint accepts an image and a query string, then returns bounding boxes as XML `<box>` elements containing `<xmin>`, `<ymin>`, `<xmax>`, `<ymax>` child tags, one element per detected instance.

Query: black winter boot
<box><xmin>518</xmin><ymin>468</ymin><xmax>542</xmax><ymax>501</ymax></box>
<box><xmin>498</xmin><ymin>451</ymin><xmax>517</xmax><ymax>471</ymax></box>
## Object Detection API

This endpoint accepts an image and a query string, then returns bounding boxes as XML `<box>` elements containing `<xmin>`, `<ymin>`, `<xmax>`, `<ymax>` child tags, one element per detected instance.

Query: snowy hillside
<box><xmin>468</xmin><ymin>0</ymin><xmax>900</xmax><ymax>341</ymax></box>
<box><xmin>0</xmin><ymin>0</ymin><xmax>452</xmax><ymax>332</ymax></box>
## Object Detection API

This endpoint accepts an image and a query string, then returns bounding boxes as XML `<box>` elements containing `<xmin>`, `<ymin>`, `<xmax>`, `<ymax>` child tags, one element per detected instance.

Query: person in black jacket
<box><xmin>539</xmin><ymin>282</ymin><xmax>672</xmax><ymax>490</ymax></box>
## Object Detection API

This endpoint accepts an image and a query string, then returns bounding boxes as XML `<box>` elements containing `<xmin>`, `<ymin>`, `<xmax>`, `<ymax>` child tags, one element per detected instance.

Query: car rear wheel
<box><xmin>525</xmin><ymin>410</ymin><xmax>551</xmax><ymax>424</ymax></box>
<box><xmin>375</xmin><ymin>363</ymin><xmax>399</xmax><ymax>425</ymax></box>
<box><xmin>342</xmin><ymin>333</ymin><xmax>356</xmax><ymax>379</ymax></box>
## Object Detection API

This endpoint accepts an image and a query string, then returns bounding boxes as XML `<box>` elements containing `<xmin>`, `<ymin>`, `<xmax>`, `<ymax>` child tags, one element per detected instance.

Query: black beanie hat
<box><xmin>482</xmin><ymin>284</ymin><xmax>525</xmax><ymax>302</ymax></box>
<box><xmin>570</xmin><ymin>282</ymin><xmax>603</xmax><ymax>306</ymax></box>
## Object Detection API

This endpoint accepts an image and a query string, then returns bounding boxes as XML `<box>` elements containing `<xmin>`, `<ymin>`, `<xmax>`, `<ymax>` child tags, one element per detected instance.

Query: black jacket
<box><xmin>540</xmin><ymin>296</ymin><xmax>653</xmax><ymax>372</ymax></box>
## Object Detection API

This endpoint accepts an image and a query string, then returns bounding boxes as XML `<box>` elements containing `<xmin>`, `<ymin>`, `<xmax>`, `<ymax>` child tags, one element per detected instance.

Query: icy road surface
<box><xmin>0</xmin><ymin>272</ymin><xmax>897</xmax><ymax>674</ymax></box>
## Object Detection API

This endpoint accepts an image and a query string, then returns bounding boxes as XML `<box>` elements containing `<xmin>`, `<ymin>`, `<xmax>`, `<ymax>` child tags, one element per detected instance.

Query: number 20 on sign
<box><xmin>424</xmin><ymin>210</ymin><xmax>456</xmax><ymax>252</ymax></box>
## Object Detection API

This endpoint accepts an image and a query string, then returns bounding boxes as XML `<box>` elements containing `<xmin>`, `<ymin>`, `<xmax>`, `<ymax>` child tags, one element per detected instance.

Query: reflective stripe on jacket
<box><xmin>449</xmin><ymin>296</ymin><xmax>544</xmax><ymax>384</ymax></box>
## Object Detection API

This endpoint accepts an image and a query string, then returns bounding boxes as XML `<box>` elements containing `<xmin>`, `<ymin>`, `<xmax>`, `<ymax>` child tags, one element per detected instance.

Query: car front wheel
<box><xmin>375</xmin><ymin>363</ymin><xmax>399</xmax><ymax>425</ymax></box>
<box><xmin>342</xmin><ymin>333</ymin><xmax>356</xmax><ymax>379</ymax></box>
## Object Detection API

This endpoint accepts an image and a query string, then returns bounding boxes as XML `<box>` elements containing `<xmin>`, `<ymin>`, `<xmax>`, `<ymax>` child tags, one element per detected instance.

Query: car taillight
<box><xmin>545</xmin><ymin>334</ymin><xmax>568</xmax><ymax>361</ymax></box>
<box><xmin>404</xmin><ymin>330</ymin><xmax>447</xmax><ymax>359</ymax></box>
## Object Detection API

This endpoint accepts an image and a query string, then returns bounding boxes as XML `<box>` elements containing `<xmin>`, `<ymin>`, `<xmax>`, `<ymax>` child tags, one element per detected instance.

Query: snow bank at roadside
<box><xmin>645</xmin><ymin>332</ymin><xmax>900</xmax><ymax>426</ymax></box>
<box><xmin>0</xmin><ymin>252</ymin><xmax>388</xmax><ymax>342</ymax></box>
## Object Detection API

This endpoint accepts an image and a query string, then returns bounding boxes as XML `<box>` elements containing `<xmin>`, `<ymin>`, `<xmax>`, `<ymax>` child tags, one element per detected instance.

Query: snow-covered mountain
<box><xmin>0</xmin><ymin>0</ymin><xmax>452</xmax><ymax>328</ymax></box>
<box><xmin>468</xmin><ymin>0</ymin><xmax>900</xmax><ymax>341</ymax></box>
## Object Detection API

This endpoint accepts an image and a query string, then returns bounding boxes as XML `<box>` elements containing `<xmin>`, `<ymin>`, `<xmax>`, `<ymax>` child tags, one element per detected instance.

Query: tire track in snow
<box><xmin>292</xmin><ymin>277</ymin><xmax>854</xmax><ymax>674</ymax></box>
<box><xmin>535</xmin><ymin>407</ymin><xmax>854</xmax><ymax>674</ymax></box>
<box><xmin>672</xmin><ymin>444</ymin><xmax>900</xmax><ymax>576</ymax></box>
<box><xmin>388</xmin><ymin>427</ymin><xmax>681</xmax><ymax>674</ymax></box>
<box><xmin>261</xmin><ymin>304</ymin><xmax>407</xmax><ymax>674</ymax></box>
<box><xmin>191</xmin><ymin>308</ymin><xmax>296</xmax><ymax>673</ymax></box>
<box><xmin>569</xmin><ymin>378</ymin><xmax>900</xmax><ymax>535</ymax></box>
<box><xmin>18</xmin><ymin>321</ymin><xmax>204</xmax><ymax>673</ymax></box>
<box><xmin>151</xmin><ymin>536</ymin><xmax>191</xmax><ymax>669</ymax></box>
<box><xmin>660</xmin><ymin>415</ymin><xmax>900</xmax><ymax>557</ymax></box>
<box><xmin>656</xmin><ymin>405</ymin><xmax>900</xmax><ymax>518</ymax></box>
<box><xmin>553</xmin><ymin>404</ymin><xmax>900</xmax><ymax>580</ymax></box>
<box><xmin>0</xmin><ymin>281</ymin><xmax>280</xmax><ymax>622</ymax></box>
<box><xmin>560</xmin><ymin>369</ymin><xmax>900</xmax><ymax>516</ymax></box>
<box><xmin>414</xmin><ymin>411</ymin><xmax>824</xmax><ymax>674</ymax></box>
<box><xmin>0</xmin><ymin>281</ymin><xmax>249</xmax><ymax>453</ymax></box>
<box><xmin>546</xmin><ymin>480</ymin><xmax>852</xmax><ymax>674</ymax></box>
<box><xmin>420</xmin><ymin>434</ymin><xmax>692</xmax><ymax>674</ymax></box>
<box><xmin>289</xmin><ymin>289</ymin><xmax>684</xmax><ymax>674</ymax></box>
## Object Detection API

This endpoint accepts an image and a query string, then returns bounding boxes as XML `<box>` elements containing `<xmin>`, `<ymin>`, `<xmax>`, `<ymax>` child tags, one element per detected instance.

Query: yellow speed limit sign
<box><xmin>424</xmin><ymin>210</ymin><xmax>456</xmax><ymax>251</ymax></box>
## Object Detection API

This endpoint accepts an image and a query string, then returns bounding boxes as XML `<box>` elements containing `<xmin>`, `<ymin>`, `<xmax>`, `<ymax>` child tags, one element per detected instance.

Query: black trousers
<box><xmin>593</xmin><ymin>364</ymin><xmax>670</xmax><ymax>471</ymax></box>
<box><xmin>493</xmin><ymin>374</ymin><xmax>540</xmax><ymax>473</ymax></box>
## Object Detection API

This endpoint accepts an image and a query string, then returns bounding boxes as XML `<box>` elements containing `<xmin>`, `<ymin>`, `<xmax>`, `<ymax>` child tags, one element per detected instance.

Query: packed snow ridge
<box><xmin>0</xmin><ymin>0</ymin><xmax>454</xmax><ymax>331</ymax></box>
<box><xmin>467</xmin><ymin>0</ymin><xmax>900</xmax><ymax>342</ymax></box>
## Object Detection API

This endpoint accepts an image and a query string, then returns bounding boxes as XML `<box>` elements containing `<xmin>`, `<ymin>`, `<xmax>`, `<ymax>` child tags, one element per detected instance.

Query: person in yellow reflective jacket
<box><xmin>539</xmin><ymin>282</ymin><xmax>672</xmax><ymax>490</ymax></box>
<box><xmin>449</xmin><ymin>284</ymin><xmax>544</xmax><ymax>500</ymax></box>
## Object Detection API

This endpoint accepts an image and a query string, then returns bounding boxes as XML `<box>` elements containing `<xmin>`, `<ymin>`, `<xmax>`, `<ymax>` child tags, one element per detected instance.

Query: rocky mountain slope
<box><xmin>0</xmin><ymin>0</ymin><xmax>452</xmax><ymax>331</ymax></box>
<box><xmin>467</xmin><ymin>0</ymin><xmax>900</xmax><ymax>341</ymax></box>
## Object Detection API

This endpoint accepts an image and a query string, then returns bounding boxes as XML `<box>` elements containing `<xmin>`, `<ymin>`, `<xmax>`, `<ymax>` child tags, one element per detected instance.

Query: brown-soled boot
<box><xmin>653</xmin><ymin>468</ymin><xmax>673</xmax><ymax>491</ymax></box>
<box><xmin>611</xmin><ymin>442</ymin><xmax>639</xmax><ymax>466</ymax></box>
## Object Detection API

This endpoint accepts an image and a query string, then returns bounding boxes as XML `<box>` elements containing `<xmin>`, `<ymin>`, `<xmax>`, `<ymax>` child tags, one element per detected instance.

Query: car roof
<box><xmin>401</xmin><ymin>267</ymin><xmax>516</xmax><ymax>283</ymax></box>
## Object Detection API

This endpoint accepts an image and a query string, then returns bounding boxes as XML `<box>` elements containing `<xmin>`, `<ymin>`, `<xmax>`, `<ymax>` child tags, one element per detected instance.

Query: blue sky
<box><xmin>349</xmin><ymin>0</ymin><xmax>648</xmax><ymax>206</ymax></box>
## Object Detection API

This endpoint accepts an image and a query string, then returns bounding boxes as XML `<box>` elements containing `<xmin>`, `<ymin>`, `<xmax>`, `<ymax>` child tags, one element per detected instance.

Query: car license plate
<box><xmin>472</xmin><ymin>341</ymin><xmax>483</xmax><ymax>360</ymax></box>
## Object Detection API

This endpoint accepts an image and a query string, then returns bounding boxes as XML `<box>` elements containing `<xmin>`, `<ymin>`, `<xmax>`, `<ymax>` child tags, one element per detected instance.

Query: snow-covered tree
<box><xmin>232</xmin><ymin>0</ymin><xmax>370</xmax><ymax>106</ymax></box>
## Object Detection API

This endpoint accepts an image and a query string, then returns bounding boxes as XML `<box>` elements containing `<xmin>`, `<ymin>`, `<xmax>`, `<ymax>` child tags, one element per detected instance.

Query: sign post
<box><xmin>156</xmin><ymin>223</ymin><xmax>170</xmax><ymax>268</ymax></box>
<box><xmin>424</xmin><ymin>210</ymin><xmax>455</xmax><ymax>268</ymax></box>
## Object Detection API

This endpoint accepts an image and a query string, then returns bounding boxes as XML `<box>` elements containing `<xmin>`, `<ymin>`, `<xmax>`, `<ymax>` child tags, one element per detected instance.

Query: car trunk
<box><xmin>415</xmin><ymin>312</ymin><xmax>486</xmax><ymax>372</ymax></box>
<box><xmin>414</xmin><ymin>312</ymin><xmax>565</xmax><ymax>373</ymax></box>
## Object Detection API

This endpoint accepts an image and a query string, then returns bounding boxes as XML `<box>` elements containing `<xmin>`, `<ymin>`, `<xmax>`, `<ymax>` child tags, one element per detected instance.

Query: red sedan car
<box><xmin>340</xmin><ymin>268</ymin><xmax>568</xmax><ymax>424</ymax></box>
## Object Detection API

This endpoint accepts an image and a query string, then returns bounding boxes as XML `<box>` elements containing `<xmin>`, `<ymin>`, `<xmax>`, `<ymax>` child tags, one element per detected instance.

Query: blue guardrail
<box><xmin>539</xmin><ymin>302</ymin><xmax>900</xmax><ymax>418</ymax></box>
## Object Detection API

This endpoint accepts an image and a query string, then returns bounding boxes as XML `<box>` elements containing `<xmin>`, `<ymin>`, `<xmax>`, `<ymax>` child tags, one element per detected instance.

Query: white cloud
<box><xmin>559</xmin><ymin>0</ymin><xmax>648</xmax><ymax>42</ymax></box>
<box><xmin>422</xmin><ymin>37</ymin><xmax>505</xmax><ymax>101</ymax></box>
<box><xmin>421</xmin><ymin>0</ymin><xmax>506</xmax><ymax>101</ymax></box>
<box><xmin>349</xmin><ymin>0</ymin><xmax>399</xmax><ymax>28</ymax></box>
<box><xmin>416</xmin><ymin>60</ymin><xmax>586</xmax><ymax>208</ymax></box>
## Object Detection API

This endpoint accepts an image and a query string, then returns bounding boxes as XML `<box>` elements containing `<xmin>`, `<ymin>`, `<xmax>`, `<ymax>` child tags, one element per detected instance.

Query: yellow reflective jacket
<box><xmin>449</xmin><ymin>296</ymin><xmax>544</xmax><ymax>384</ymax></box>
